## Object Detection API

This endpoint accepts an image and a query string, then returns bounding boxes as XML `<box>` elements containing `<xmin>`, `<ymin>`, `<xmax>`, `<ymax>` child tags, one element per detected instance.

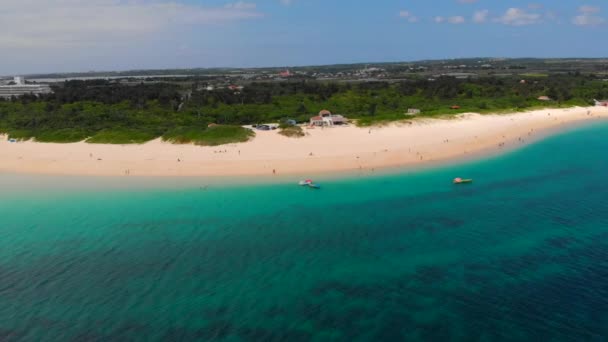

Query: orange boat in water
<box><xmin>453</xmin><ymin>178</ymin><xmax>473</xmax><ymax>184</ymax></box>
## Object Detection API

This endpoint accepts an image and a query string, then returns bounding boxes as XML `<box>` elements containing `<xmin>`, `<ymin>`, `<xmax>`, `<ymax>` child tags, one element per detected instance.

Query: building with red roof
<box><xmin>309</xmin><ymin>110</ymin><xmax>348</xmax><ymax>126</ymax></box>
<box><xmin>594</xmin><ymin>99</ymin><xmax>608</xmax><ymax>107</ymax></box>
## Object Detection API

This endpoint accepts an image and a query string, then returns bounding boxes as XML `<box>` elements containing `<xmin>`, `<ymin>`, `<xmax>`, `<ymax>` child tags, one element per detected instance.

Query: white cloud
<box><xmin>399</xmin><ymin>11</ymin><xmax>419</xmax><ymax>23</ymax></box>
<box><xmin>0</xmin><ymin>0</ymin><xmax>262</xmax><ymax>49</ymax></box>
<box><xmin>225</xmin><ymin>2</ymin><xmax>257</xmax><ymax>10</ymax></box>
<box><xmin>573</xmin><ymin>15</ymin><xmax>605</xmax><ymax>26</ymax></box>
<box><xmin>435</xmin><ymin>15</ymin><xmax>465</xmax><ymax>24</ymax></box>
<box><xmin>579</xmin><ymin>6</ymin><xmax>600</xmax><ymax>14</ymax></box>
<box><xmin>573</xmin><ymin>6</ymin><xmax>605</xmax><ymax>26</ymax></box>
<box><xmin>473</xmin><ymin>10</ymin><xmax>489</xmax><ymax>23</ymax></box>
<box><xmin>496</xmin><ymin>8</ymin><xmax>541</xmax><ymax>26</ymax></box>
<box><xmin>448</xmin><ymin>16</ymin><xmax>466</xmax><ymax>24</ymax></box>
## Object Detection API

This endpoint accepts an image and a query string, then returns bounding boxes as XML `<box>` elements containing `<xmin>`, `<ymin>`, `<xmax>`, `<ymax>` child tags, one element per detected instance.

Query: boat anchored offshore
<box><xmin>453</xmin><ymin>177</ymin><xmax>473</xmax><ymax>184</ymax></box>
<box><xmin>299</xmin><ymin>179</ymin><xmax>321</xmax><ymax>189</ymax></box>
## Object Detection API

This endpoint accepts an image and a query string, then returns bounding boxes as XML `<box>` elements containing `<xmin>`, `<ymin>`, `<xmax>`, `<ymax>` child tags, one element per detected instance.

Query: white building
<box><xmin>594</xmin><ymin>99</ymin><xmax>608</xmax><ymax>107</ymax></box>
<box><xmin>0</xmin><ymin>77</ymin><xmax>52</xmax><ymax>99</ymax></box>
<box><xmin>309</xmin><ymin>110</ymin><xmax>348</xmax><ymax>126</ymax></box>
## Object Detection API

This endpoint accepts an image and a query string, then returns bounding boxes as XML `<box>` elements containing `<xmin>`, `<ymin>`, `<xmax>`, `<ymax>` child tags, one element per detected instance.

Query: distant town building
<box><xmin>228</xmin><ymin>85</ymin><xmax>244</xmax><ymax>91</ymax></box>
<box><xmin>0</xmin><ymin>77</ymin><xmax>52</xmax><ymax>99</ymax></box>
<box><xmin>443</xmin><ymin>72</ymin><xmax>478</xmax><ymax>79</ymax></box>
<box><xmin>279</xmin><ymin>70</ymin><xmax>292</xmax><ymax>77</ymax></box>
<box><xmin>406</xmin><ymin>108</ymin><xmax>421</xmax><ymax>115</ymax></box>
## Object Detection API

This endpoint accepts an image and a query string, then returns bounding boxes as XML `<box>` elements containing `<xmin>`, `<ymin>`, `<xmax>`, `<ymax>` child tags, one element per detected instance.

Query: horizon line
<box><xmin>5</xmin><ymin>56</ymin><xmax>608</xmax><ymax>78</ymax></box>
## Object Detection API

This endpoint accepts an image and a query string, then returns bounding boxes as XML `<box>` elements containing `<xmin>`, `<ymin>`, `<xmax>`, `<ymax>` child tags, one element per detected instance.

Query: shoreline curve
<box><xmin>1</xmin><ymin>106</ymin><xmax>607</xmax><ymax>179</ymax></box>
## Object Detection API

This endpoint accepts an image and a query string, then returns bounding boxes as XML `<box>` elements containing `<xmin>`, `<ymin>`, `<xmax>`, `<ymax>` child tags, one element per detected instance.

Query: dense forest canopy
<box><xmin>1</xmin><ymin>74</ymin><xmax>607</xmax><ymax>144</ymax></box>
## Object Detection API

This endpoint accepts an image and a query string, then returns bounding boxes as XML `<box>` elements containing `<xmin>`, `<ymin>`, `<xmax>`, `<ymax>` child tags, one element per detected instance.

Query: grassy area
<box><xmin>34</xmin><ymin>129</ymin><xmax>91</xmax><ymax>143</ymax></box>
<box><xmin>162</xmin><ymin>126</ymin><xmax>208</xmax><ymax>144</ymax></box>
<box><xmin>520</xmin><ymin>73</ymin><xmax>549</xmax><ymax>78</ymax></box>
<box><xmin>195</xmin><ymin>125</ymin><xmax>255</xmax><ymax>146</ymax></box>
<box><xmin>164</xmin><ymin>125</ymin><xmax>255</xmax><ymax>146</ymax></box>
<box><xmin>4</xmin><ymin>125</ymin><xmax>255</xmax><ymax>146</ymax></box>
<box><xmin>86</xmin><ymin>129</ymin><xmax>158</xmax><ymax>144</ymax></box>
<box><xmin>4</xmin><ymin>129</ymin><xmax>36</xmax><ymax>141</ymax></box>
<box><xmin>278</xmin><ymin>125</ymin><xmax>306</xmax><ymax>138</ymax></box>
<box><xmin>3</xmin><ymin>128</ymin><xmax>90</xmax><ymax>143</ymax></box>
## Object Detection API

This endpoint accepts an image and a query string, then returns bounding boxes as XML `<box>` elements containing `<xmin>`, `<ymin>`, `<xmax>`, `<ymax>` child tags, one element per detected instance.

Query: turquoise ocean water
<box><xmin>2</xmin><ymin>122</ymin><xmax>608</xmax><ymax>341</ymax></box>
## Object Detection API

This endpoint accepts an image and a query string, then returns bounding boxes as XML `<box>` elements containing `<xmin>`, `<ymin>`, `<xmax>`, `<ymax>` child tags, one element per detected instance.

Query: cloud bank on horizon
<box><xmin>1</xmin><ymin>0</ymin><xmax>606</xmax><ymax>74</ymax></box>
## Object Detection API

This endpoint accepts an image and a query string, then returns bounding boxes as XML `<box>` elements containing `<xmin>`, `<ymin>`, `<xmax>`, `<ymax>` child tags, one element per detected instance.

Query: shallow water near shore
<box><xmin>2</xmin><ymin>122</ymin><xmax>608</xmax><ymax>341</ymax></box>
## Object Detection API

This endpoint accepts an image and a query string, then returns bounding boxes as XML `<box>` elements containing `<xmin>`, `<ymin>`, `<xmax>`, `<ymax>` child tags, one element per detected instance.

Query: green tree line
<box><xmin>1</xmin><ymin>75</ymin><xmax>607</xmax><ymax>144</ymax></box>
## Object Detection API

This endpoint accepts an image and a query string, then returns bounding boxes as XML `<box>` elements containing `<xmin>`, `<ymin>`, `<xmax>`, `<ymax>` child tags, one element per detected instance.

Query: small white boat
<box><xmin>453</xmin><ymin>177</ymin><xmax>473</xmax><ymax>184</ymax></box>
<box><xmin>299</xmin><ymin>179</ymin><xmax>321</xmax><ymax>189</ymax></box>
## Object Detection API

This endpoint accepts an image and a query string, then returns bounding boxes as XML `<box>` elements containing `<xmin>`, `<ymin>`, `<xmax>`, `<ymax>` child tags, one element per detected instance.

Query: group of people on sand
<box><xmin>213</xmin><ymin>149</ymin><xmax>241</xmax><ymax>155</ymax></box>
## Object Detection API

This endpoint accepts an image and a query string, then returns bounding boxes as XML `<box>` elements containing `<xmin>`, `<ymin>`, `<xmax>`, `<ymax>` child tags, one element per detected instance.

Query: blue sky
<box><xmin>1</xmin><ymin>0</ymin><xmax>606</xmax><ymax>74</ymax></box>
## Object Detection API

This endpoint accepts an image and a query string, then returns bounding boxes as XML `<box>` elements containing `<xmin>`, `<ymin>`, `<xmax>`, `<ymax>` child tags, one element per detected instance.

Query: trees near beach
<box><xmin>0</xmin><ymin>74</ymin><xmax>603</xmax><ymax>143</ymax></box>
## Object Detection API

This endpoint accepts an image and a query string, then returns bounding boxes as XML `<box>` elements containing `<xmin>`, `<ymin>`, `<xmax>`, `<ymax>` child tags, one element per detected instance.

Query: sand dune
<box><xmin>1</xmin><ymin>106</ymin><xmax>607</xmax><ymax>177</ymax></box>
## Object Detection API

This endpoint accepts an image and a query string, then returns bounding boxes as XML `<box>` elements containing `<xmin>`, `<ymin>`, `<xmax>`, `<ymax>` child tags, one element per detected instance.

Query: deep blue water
<box><xmin>1</xmin><ymin>122</ymin><xmax>608</xmax><ymax>341</ymax></box>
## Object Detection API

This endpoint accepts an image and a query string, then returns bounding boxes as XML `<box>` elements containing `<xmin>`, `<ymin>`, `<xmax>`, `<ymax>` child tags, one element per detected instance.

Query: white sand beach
<box><xmin>1</xmin><ymin>106</ymin><xmax>607</xmax><ymax>177</ymax></box>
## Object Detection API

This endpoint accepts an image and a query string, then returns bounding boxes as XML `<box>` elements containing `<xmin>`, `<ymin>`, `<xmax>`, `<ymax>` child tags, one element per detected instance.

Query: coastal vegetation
<box><xmin>0</xmin><ymin>74</ymin><xmax>607</xmax><ymax>144</ymax></box>
<box><xmin>162</xmin><ymin>125</ymin><xmax>255</xmax><ymax>146</ymax></box>
<box><xmin>278</xmin><ymin>125</ymin><xmax>305</xmax><ymax>138</ymax></box>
